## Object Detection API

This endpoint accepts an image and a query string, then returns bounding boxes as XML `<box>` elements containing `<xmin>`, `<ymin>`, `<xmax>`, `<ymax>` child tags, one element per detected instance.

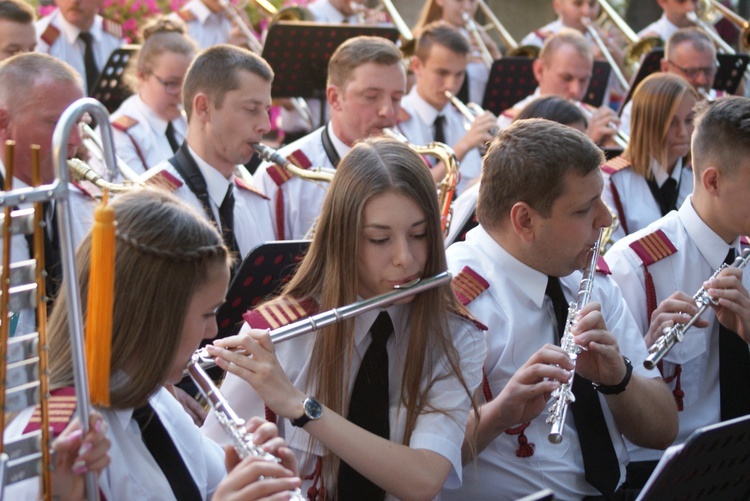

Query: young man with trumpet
<box><xmin>398</xmin><ymin>21</ymin><xmax>495</xmax><ymax>194</ymax></box>
<box><xmin>252</xmin><ymin>35</ymin><xmax>406</xmax><ymax>240</ymax></box>
<box><xmin>145</xmin><ymin>44</ymin><xmax>276</xmax><ymax>264</ymax></box>
<box><xmin>498</xmin><ymin>29</ymin><xmax>621</xmax><ymax>148</ymax></box>
<box><xmin>604</xmin><ymin>96</ymin><xmax>750</xmax><ymax>489</ymax></box>
<box><xmin>443</xmin><ymin>119</ymin><xmax>677</xmax><ymax>500</ymax></box>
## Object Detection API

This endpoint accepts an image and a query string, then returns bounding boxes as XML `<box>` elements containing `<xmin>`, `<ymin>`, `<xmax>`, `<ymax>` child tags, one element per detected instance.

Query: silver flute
<box><xmin>643</xmin><ymin>248</ymin><xmax>750</xmax><ymax>370</ymax></box>
<box><xmin>185</xmin><ymin>357</ymin><xmax>306</xmax><ymax>500</ymax></box>
<box><xmin>547</xmin><ymin>229</ymin><xmax>604</xmax><ymax>444</ymax></box>
<box><xmin>193</xmin><ymin>271</ymin><xmax>452</xmax><ymax>368</ymax></box>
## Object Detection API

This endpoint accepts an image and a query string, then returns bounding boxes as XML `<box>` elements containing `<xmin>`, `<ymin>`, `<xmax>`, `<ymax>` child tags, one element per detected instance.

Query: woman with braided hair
<box><xmin>9</xmin><ymin>188</ymin><xmax>301</xmax><ymax>499</ymax></box>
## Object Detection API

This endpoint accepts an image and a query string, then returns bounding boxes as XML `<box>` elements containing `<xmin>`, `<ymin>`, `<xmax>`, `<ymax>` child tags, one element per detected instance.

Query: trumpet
<box><xmin>81</xmin><ymin>123</ymin><xmax>143</xmax><ymax>183</ymax></box>
<box><xmin>444</xmin><ymin>90</ymin><xmax>497</xmax><ymax>153</ymax></box>
<box><xmin>186</xmin><ymin>356</ymin><xmax>306</xmax><ymax>501</ymax></box>
<box><xmin>463</xmin><ymin>11</ymin><xmax>495</xmax><ymax>69</ymax></box>
<box><xmin>643</xmin><ymin>248</ymin><xmax>750</xmax><ymax>370</ymax></box>
<box><xmin>698</xmin><ymin>0</ymin><xmax>750</xmax><ymax>51</ymax></box>
<box><xmin>576</xmin><ymin>102</ymin><xmax>629</xmax><ymax>150</ymax></box>
<box><xmin>582</xmin><ymin>16</ymin><xmax>630</xmax><ymax>90</ymax></box>
<box><xmin>194</xmin><ymin>271</ymin><xmax>451</xmax><ymax>369</ymax></box>
<box><xmin>252</xmin><ymin>143</ymin><xmax>335</xmax><ymax>184</ymax></box>
<box><xmin>382</xmin><ymin>128</ymin><xmax>459</xmax><ymax>236</ymax></box>
<box><xmin>547</xmin><ymin>229</ymin><xmax>604</xmax><ymax>444</ymax></box>
<box><xmin>475</xmin><ymin>0</ymin><xmax>539</xmax><ymax>58</ymax></box>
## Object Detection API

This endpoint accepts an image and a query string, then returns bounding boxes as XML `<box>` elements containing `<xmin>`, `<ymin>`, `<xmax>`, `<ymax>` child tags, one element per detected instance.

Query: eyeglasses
<box><xmin>153</xmin><ymin>75</ymin><xmax>182</xmax><ymax>95</ymax></box>
<box><xmin>666</xmin><ymin>60</ymin><xmax>719</xmax><ymax>79</ymax></box>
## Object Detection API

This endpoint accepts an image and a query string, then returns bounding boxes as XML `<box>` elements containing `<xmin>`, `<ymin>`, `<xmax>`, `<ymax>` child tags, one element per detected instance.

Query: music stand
<box><xmin>215</xmin><ymin>240</ymin><xmax>311</xmax><ymax>341</ymax></box>
<box><xmin>262</xmin><ymin>22</ymin><xmax>399</xmax><ymax>101</ymax></box>
<box><xmin>583</xmin><ymin>60</ymin><xmax>612</xmax><ymax>108</ymax></box>
<box><xmin>637</xmin><ymin>414</ymin><xmax>750</xmax><ymax>500</ymax></box>
<box><xmin>715</xmin><ymin>53</ymin><xmax>749</xmax><ymax>95</ymax></box>
<box><xmin>619</xmin><ymin>48</ymin><xmax>662</xmax><ymax>114</ymax></box>
<box><xmin>90</xmin><ymin>45</ymin><xmax>138</xmax><ymax>114</ymax></box>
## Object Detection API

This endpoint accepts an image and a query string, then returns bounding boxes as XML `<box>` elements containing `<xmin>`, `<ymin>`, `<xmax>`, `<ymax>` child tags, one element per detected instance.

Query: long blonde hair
<box><xmin>626</xmin><ymin>73</ymin><xmax>698</xmax><ymax>178</ymax></box>
<box><xmin>274</xmin><ymin>137</ymin><xmax>475</xmax><ymax>488</ymax></box>
<box><xmin>48</xmin><ymin>189</ymin><xmax>229</xmax><ymax>409</ymax></box>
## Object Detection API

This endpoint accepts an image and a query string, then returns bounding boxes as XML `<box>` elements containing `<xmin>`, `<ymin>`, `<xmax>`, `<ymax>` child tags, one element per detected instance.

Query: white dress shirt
<box><xmin>398</xmin><ymin>86</ymin><xmax>483</xmax><ymax>194</ymax></box>
<box><xmin>201</xmin><ymin>302</ymin><xmax>487</xmax><ymax>498</ymax></box>
<box><xmin>443</xmin><ymin>225</ymin><xmax>652</xmax><ymax>500</ymax></box>
<box><xmin>521</xmin><ymin>19</ymin><xmax>565</xmax><ymax>48</ymax></box>
<box><xmin>110</xmin><ymin>94</ymin><xmax>188</xmax><ymax>174</ymax></box>
<box><xmin>637</xmin><ymin>13</ymin><xmax>681</xmax><ymax>41</ymax></box>
<box><xmin>4</xmin><ymin>387</ymin><xmax>226</xmax><ymax>499</ymax></box>
<box><xmin>496</xmin><ymin>87</ymin><xmax>542</xmax><ymax>130</ymax></box>
<box><xmin>169</xmin><ymin>0</ymin><xmax>232</xmax><ymax>49</ymax></box>
<box><xmin>151</xmin><ymin>146</ymin><xmax>276</xmax><ymax>258</ymax></box>
<box><xmin>602</xmin><ymin>156</ymin><xmax>693</xmax><ymax>243</ymax></box>
<box><xmin>36</xmin><ymin>10</ymin><xmax>124</xmax><ymax>95</ymax></box>
<box><xmin>605</xmin><ymin>197</ymin><xmax>750</xmax><ymax>462</ymax></box>
<box><xmin>252</xmin><ymin>124</ymin><xmax>347</xmax><ymax>240</ymax></box>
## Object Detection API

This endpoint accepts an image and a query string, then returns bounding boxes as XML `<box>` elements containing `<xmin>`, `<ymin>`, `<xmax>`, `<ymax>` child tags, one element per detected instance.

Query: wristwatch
<box><xmin>291</xmin><ymin>397</ymin><xmax>323</xmax><ymax>428</ymax></box>
<box><xmin>592</xmin><ymin>356</ymin><xmax>633</xmax><ymax>395</ymax></box>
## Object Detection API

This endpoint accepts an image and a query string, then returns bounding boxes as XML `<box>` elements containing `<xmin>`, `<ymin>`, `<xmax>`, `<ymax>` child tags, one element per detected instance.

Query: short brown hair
<box><xmin>414</xmin><ymin>21</ymin><xmax>470</xmax><ymax>61</ymax></box>
<box><xmin>539</xmin><ymin>28</ymin><xmax>592</xmax><ymax>67</ymax></box>
<box><xmin>692</xmin><ymin>96</ymin><xmax>750</xmax><ymax>177</ymax></box>
<box><xmin>327</xmin><ymin>36</ymin><xmax>402</xmax><ymax>88</ymax></box>
<box><xmin>477</xmin><ymin>118</ymin><xmax>603</xmax><ymax>229</ymax></box>
<box><xmin>0</xmin><ymin>0</ymin><xmax>35</xmax><ymax>23</ymax></box>
<box><xmin>182</xmin><ymin>44</ymin><xmax>273</xmax><ymax>120</ymax></box>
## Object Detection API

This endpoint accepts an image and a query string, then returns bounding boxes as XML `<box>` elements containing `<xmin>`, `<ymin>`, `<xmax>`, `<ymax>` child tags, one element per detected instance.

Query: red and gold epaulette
<box><xmin>397</xmin><ymin>108</ymin><xmax>412</xmax><ymax>123</ymax></box>
<box><xmin>629</xmin><ymin>229</ymin><xmax>677</xmax><ymax>266</ymax></box>
<box><xmin>243</xmin><ymin>296</ymin><xmax>319</xmax><ymax>330</ymax></box>
<box><xmin>266</xmin><ymin>149</ymin><xmax>312</xmax><ymax>187</ymax></box>
<box><xmin>111</xmin><ymin>115</ymin><xmax>138</xmax><ymax>132</ymax></box>
<box><xmin>23</xmin><ymin>387</ymin><xmax>76</xmax><ymax>437</ymax></box>
<box><xmin>448</xmin><ymin>306</ymin><xmax>488</xmax><ymax>331</ymax></box>
<box><xmin>596</xmin><ymin>256</ymin><xmax>611</xmax><ymax>275</ymax></box>
<box><xmin>102</xmin><ymin>18</ymin><xmax>124</xmax><ymax>38</ymax></box>
<box><xmin>741</xmin><ymin>235</ymin><xmax>749</xmax><ymax>246</ymax></box>
<box><xmin>144</xmin><ymin>168</ymin><xmax>183</xmax><ymax>192</ymax></box>
<box><xmin>533</xmin><ymin>29</ymin><xmax>552</xmax><ymax>41</ymax></box>
<box><xmin>40</xmin><ymin>24</ymin><xmax>60</xmax><ymax>47</ymax></box>
<box><xmin>234</xmin><ymin>176</ymin><xmax>269</xmax><ymax>200</ymax></box>
<box><xmin>601</xmin><ymin>156</ymin><xmax>631</xmax><ymax>175</ymax></box>
<box><xmin>501</xmin><ymin>107</ymin><xmax>519</xmax><ymax>120</ymax></box>
<box><xmin>72</xmin><ymin>181</ymin><xmax>98</xmax><ymax>200</ymax></box>
<box><xmin>452</xmin><ymin>266</ymin><xmax>490</xmax><ymax>307</ymax></box>
<box><xmin>177</xmin><ymin>8</ymin><xmax>197</xmax><ymax>22</ymax></box>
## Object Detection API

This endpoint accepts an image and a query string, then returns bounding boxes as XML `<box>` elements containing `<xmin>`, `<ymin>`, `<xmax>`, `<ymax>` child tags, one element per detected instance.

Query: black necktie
<box><xmin>338</xmin><ymin>311</ymin><xmax>393</xmax><ymax>501</ymax></box>
<box><xmin>218</xmin><ymin>183</ymin><xmax>240</xmax><ymax>257</ymax></box>
<box><xmin>647</xmin><ymin>177</ymin><xmax>678</xmax><ymax>216</ymax></box>
<box><xmin>78</xmin><ymin>32</ymin><xmax>99</xmax><ymax>95</ymax></box>
<box><xmin>718</xmin><ymin>248</ymin><xmax>750</xmax><ymax>420</ymax></box>
<box><xmin>165</xmin><ymin>121</ymin><xmax>180</xmax><ymax>153</ymax></box>
<box><xmin>433</xmin><ymin>115</ymin><xmax>446</xmax><ymax>144</ymax></box>
<box><xmin>24</xmin><ymin>202</ymin><xmax>62</xmax><ymax>306</ymax></box>
<box><xmin>546</xmin><ymin>276</ymin><xmax>620</xmax><ymax>497</ymax></box>
<box><xmin>133</xmin><ymin>404</ymin><xmax>201</xmax><ymax>500</ymax></box>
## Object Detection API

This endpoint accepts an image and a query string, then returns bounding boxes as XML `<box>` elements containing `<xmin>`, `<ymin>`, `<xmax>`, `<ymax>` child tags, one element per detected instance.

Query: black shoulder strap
<box><xmin>168</xmin><ymin>143</ymin><xmax>216</xmax><ymax>224</ymax></box>
<box><xmin>320</xmin><ymin>124</ymin><xmax>341</xmax><ymax>169</ymax></box>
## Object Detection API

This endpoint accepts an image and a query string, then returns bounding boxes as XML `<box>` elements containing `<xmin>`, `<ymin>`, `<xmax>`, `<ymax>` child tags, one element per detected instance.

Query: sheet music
<box><xmin>636</xmin><ymin>443</ymin><xmax>685</xmax><ymax>500</ymax></box>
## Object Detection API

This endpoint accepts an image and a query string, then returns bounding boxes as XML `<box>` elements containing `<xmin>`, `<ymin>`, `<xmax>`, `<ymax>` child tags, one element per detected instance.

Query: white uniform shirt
<box><xmin>638</xmin><ymin>13</ymin><xmax>681</xmax><ymax>41</ymax></box>
<box><xmin>170</xmin><ymin>0</ymin><xmax>232</xmax><ymax>49</ymax></box>
<box><xmin>443</xmin><ymin>225</ymin><xmax>652</xmax><ymax>500</ymax></box>
<box><xmin>201</xmin><ymin>302</ymin><xmax>487</xmax><ymax>497</ymax></box>
<box><xmin>496</xmin><ymin>88</ymin><xmax>541</xmax><ymax>130</ymax></box>
<box><xmin>151</xmin><ymin>146</ymin><xmax>276</xmax><ymax>258</ymax></box>
<box><xmin>36</xmin><ymin>11</ymin><xmax>124</xmax><ymax>95</ymax></box>
<box><xmin>605</xmin><ymin>197</ymin><xmax>749</xmax><ymax>462</ymax></box>
<box><xmin>521</xmin><ymin>19</ymin><xmax>564</xmax><ymax>48</ymax></box>
<box><xmin>602</xmin><ymin>157</ymin><xmax>692</xmax><ymax>243</ymax></box>
<box><xmin>4</xmin><ymin>386</ymin><xmax>226</xmax><ymax>499</ymax></box>
<box><xmin>398</xmin><ymin>86</ymin><xmax>482</xmax><ymax>194</ymax></box>
<box><xmin>253</xmin><ymin>124</ymin><xmax>347</xmax><ymax>240</ymax></box>
<box><xmin>110</xmin><ymin>94</ymin><xmax>188</xmax><ymax>174</ymax></box>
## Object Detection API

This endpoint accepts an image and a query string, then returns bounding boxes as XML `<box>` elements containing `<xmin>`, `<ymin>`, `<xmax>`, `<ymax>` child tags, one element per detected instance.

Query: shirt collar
<box><xmin>134</xmin><ymin>94</ymin><xmax>170</xmax><ymax>135</ymax></box>
<box><xmin>55</xmin><ymin>9</ymin><xmax>103</xmax><ymax>44</ymax></box>
<box><xmin>187</xmin><ymin>144</ymin><xmax>233</xmax><ymax>207</ymax></box>
<box><xmin>650</xmin><ymin>156</ymin><xmax>683</xmax><ymax>187</ymax></box>
<box><xmin>352</xmin><ymin>302</ymin><xmax>409</xmax><ymax>347</ymax></box>
<box><xmin>471</xmin><ymin>225</ymin><xmax>549</xmax><ymax>308</ymax></box>
<box><xmin>679</xmin><ymin>195</ymin><xmax>741</xmax><ymax>270</ymax></box>
<box><xmin>326</xmin><ymin>121</ymin><xmax>352</xmax><ymax>158</ymax></box>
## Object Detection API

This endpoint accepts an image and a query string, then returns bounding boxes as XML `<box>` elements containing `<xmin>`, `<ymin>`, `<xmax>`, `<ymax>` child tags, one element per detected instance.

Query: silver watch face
<box><xmin>304</xmin><ymin>397</ymin><xmax>323</xmax><ymax>420</ymax></box>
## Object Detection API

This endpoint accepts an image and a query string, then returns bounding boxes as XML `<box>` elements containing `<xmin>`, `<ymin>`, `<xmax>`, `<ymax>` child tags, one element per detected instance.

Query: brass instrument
<box><xmin>444</xmin><ymin>90</ymin><xmax>498</xmax><ymax>153</ymax></box>
<box><xmin>382</xmin><ymin>128</ymin><xmax>459</xmax><ymax>236</ymax></box>
<box><xmin>600</xmin><ymin>204</ymin><xmax>620</xmax><ymax>254</ymax></box>
<box><xmin>186</xmin><ymin>357</ymin><xmax>305</xmax><ymax>501</ymax></box>
<box><xmin>576</xmin><ymin>102</ymin><xmax>629</xmax><ymax>150</ymax></box>
<box><xmin>690</xmin><ymin>1</ymin><xmax>735</xmax><ymax>54</ymax></box>
<box><xmin>583</xmin><ymin>16</ymin><xmax>630</xmax><ymax>90</ymax></box>
<box><xmin>462</xmin><ymin>11</ymin><xmax>495</xmax><ymax>69</ymax></box>
<box><xmin>476</xmin><ymin>0</ymin><xmax>539</xmax><ymax>58</ymax></box>
<box><xmin>594</xmin><ymin>0</ymin><xmax>663</xmax><ymax>78</ymax></box>
<box><xmin>644</xmin><ymin>248</ymin><xmax>750</xmax><ymax>370</ymax></box>
<box><xmin>547</xmin><ymin>229</ymin><xmax>604</xmax><ymax>444</ymax></box>
<box><xmin>700</xmin><ymin>0</ymin><xmax>750</xmax><ymax>50</ymax></box>
<box><xmin>68</xmin><ymin>158</ymin><xmax>141</xmax><ymax>194</ymax></box>
<box><xmin>194</xmin><ymin>271</ymin><xmax>451</xmax><ymax>370</ymax></box>
<box><xmin>252</xmin><ymin>143</ymin><xmax>335</xmax><ymax>184</ymax></box>
<box><xmin>80</xmin><ymin>123</ymin><xmax>142</xmax><ymax>183</ymax></box>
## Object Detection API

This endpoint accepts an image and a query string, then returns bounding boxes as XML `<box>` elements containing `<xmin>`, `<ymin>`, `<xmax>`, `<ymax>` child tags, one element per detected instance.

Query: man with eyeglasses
<box><xmin>620</xmin><ymin>27</ymin><xmax>719</xmax><ymax>135</ymax></box>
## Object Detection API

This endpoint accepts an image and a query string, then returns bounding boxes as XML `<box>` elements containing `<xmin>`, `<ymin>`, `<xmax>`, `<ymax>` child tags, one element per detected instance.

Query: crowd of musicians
<box><xmin>0</xmin><ymin>0</ymin><xmax>749</xmax><ymax>499</ymax></box>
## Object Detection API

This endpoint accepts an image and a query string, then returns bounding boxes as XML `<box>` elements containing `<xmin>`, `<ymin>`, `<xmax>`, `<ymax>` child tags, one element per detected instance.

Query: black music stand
<box><xmin>637</xmin><ymin>414</ymin><xmax>750</xmax><ymax>500</ymax></box>
<box><xmin>482</xmin><ymin>58</ymin><xmax>612</xmax><ymax>115</ymax></box>
<box><xmin>215</xmin><ymin>240</ymin><xmax>311</xmax><ymax>341</ymax></box>
<box><xmin>715</xmin><ymin>53</ymin><xmax>749</xmax><ymax>95</ymax></box>
<box><xmin>262</xmin><ymin>22</ymin><xmax>399</xmax><ymax>101</ymax></box>
<box><xmin>619</xmin><ymin>48</ymin><xmax>662</xmax><ymax>114</ymax></box>
<box><xmin>90</xmin><ymin>45</ymin><xmax>138</xmax><ymax>113</ymax></box>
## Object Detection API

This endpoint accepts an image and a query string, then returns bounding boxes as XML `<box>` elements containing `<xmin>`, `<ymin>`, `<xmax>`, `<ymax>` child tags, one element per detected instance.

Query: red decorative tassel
<box><xmin>658</xmin><ymin>361</ymin><xmax>684</xmax><ymax>411</ymax></box>
<box><xmin>264</xmin><ymin>404</ymin><xmax>277</xmax><ymax>423</ymax></box>
<box><xmin>305</xmin><ymin>457</ymin><xmax>324</xmax><ymax>501</ymax></box>
<box><xmin>506</xmin><ymin>422</ymin><xmax>535</xmax><ymax>457</ymax></box>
